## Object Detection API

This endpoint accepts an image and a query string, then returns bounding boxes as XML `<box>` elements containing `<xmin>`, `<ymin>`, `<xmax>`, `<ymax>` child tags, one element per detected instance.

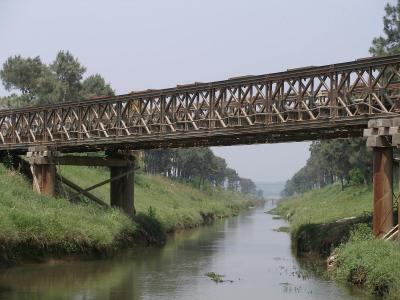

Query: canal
<box><xmin>0</xmin><ymin>202</ymin><xmax>365</xmax><ymax>300</ymax></box>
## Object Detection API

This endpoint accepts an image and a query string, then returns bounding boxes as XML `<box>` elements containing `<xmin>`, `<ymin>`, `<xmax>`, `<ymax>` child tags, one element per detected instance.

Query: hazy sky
<box><xmin>0</xmin><ymin>0</ymin><xmax>393</xmax><ymax>182</ymax></box>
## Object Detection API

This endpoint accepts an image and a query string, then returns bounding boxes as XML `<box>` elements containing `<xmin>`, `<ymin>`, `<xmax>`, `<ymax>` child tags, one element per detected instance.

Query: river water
<box><xmin>0</xmin><ymin>202</ymin><xmax>365</xmax><ymax>300</ymax></box>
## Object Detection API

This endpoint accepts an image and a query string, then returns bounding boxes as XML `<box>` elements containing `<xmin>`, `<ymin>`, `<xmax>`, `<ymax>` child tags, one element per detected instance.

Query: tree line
<box><xmin>0</xmin><ymin>51</ymin><xmax>261</xmax><ymax>196</ymax></box>
<box><xmin>282</xmin><ymin>138</ymin><xmax>372</xmax><ymax>196</ymax></box>
<box><xmin>144</xmin><ymin>148</ymin><xmax>260</xmax><ymax>195</ymax></box>
<box><xmin>283</xmin><ymin>0</ymin><xmax>400</xmax><ymax>197</ymax></box>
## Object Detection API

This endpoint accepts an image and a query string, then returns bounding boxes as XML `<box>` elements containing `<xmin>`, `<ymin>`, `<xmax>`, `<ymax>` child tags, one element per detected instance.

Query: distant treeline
<box><xmin>144</xmin><ymin>148</ymin><xmax>261</xmax><ymax>195</ymax></box>
<box><xmin>0</xmin><ymin>51</ymin><xmax>261</xmax><ymax>196</ymax></box>
<box><xmin>282</xmin><ymin>138</ymin><xmax>372</xmax><ymax>196</ymax></box>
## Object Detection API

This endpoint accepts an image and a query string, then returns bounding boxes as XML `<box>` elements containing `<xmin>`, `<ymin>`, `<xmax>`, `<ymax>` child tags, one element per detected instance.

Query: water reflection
<box><xmin>0</xmin><ymin>203</ymin><xmax>365</xmax><ymax>300</ymax></box>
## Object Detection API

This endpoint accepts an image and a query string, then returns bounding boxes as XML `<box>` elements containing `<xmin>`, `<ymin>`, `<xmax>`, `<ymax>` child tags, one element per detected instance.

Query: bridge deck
<box><xmin>1</xmin><ymin>55</ymin><xmax>400</xmax><ymax>152</ymax></box>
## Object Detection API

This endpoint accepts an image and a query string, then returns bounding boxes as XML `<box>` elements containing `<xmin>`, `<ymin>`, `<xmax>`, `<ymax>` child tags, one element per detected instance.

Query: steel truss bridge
<box><xmin>2</xmin><ymin>55</ymin><xmax>400</xmax><ymax>153</ymax></box>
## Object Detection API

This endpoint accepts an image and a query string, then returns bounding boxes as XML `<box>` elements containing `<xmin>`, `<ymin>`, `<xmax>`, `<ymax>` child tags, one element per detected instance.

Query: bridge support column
<box><xmin>27</xmin><ymin>147</ymin><xmax>58</xmax><ymax>197</ymax></box>
<box><xmin>372</xmin><ymin>147</ymin><xmax>393</xmax><ymax>237</ymax></box>
<box><xmin>108</xmin><ymin>150</ymin><xmax>136</xmax><ymax>217</ymax></box>
<box><xmin>365</xmin><ymin>119</ymin><xmax>394</xmax><ymax>237</ymax></box>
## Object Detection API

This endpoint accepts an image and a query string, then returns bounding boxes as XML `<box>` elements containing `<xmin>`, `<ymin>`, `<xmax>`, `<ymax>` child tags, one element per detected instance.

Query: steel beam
<box><xmin>0</xmin><ymin>55</ymin><xmax>399</xmax><ymax>152</ymax></box>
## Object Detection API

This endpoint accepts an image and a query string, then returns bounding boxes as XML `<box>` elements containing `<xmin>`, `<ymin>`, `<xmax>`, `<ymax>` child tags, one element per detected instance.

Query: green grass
<box><xmin>0</xmin><ymin>164</ymin><xmax>134</xmax><ymax>263</ymax></box>
<box><xmin>272</xmin><ymin>183</ymin><xmax>372</xmax><ymax>236</ymax></box>
<box><xmin>58</xmin><ymin>165</ymin><xmax>260</xmax><ymax>232</ymax></box>
<box><xmin>334</xmin><ymin>224</ymin><xmax>400</xmax><ymax>299</ymax></box>
<box><xmin>0</xmin><ymin>163</ymin><xmax>259</xmax><ymax>265</ymax></box>
<box><xmin>273</xmin><ymin>183</ymin><xmax>400</xmax><ymax>298</ymax></box>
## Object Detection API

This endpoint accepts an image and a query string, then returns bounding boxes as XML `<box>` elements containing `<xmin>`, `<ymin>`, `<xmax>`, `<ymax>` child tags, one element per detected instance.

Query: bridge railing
<box><xmin>0</xmin><ymin>55</ymin><xmax>400</xmax><ymax>150</ymax></box>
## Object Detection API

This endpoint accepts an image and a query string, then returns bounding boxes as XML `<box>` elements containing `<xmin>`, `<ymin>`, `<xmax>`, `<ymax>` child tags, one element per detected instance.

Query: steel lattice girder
<box><xmin>1</xmin><ymin>55</ymin><xmax>400</xmax><ymax>152</ymax></box>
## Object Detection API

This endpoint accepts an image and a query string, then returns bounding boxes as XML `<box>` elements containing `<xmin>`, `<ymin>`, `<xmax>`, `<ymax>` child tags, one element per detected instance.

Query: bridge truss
<box><xmin>1</xmin><ymin>55</ymin><xmax>400</xmax><ymax>152</ymax></box>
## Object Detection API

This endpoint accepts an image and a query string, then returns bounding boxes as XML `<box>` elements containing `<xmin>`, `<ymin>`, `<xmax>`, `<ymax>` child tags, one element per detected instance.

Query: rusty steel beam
<box><xmin>0</xmin><ymin>55</ymin><xmax>400</xmax><ymax>152</ymax></box>
<box><xmin>55</xmin><ymin>173</ymin><xmax>109</xmax><ymax>208</ymax></box>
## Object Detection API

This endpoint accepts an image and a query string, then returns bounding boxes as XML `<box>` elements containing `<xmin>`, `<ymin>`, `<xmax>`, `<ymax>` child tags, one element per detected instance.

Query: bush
<box><xmin>133</xmin><ymin>213</ymin><xmax>166</xmax><ymax>245</ymax></box>
<box><xmin>349</xmin><ymin>168</ymin><xmax>364</xmax><ymax>185</ymax></box>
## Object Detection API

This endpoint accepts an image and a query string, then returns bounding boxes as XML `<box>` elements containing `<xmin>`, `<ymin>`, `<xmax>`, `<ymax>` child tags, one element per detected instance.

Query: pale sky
<box><xmin>0</xmin><ymin>0</ymin><xmax>393</xmax><ymax>182</ymax></box>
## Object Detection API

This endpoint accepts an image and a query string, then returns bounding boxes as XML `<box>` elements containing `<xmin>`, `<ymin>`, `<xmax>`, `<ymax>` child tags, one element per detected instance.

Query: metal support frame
<box><xmin>26</xmin><ymin>148</ymin><xmax>137</xmax><ymax>217</ymax></box>
<box><xmin>55</xmin><ymin>173</ymin><xmax>108</xmax><ymax>208</ymax></box>
<box><xmin>364</xmin><ymin>118</ymin><xmax>399</xmax><ymax>238</ymax></box>
<box><xmin>1</xmin><ymin>55</ymin><xmax>400</xmax><ymax>153</ymax></box>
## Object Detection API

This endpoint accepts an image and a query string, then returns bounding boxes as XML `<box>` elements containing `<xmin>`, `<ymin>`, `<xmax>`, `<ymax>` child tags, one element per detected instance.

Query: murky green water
<box><xmin>0</xmin><ymin>202</ymin><xmax>366</xmax><ymax>300</ymax></box>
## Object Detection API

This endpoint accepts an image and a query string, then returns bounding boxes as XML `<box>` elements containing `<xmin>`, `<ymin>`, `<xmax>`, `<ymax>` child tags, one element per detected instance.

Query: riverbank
<box><xmin>271</xmin><ymin>183</ymin><xmax>400</xmax><ymax>299</ymax></box>
<box><xmin>0</xmin><ymin>164</ymin><xmax>261</xmax><ymax>267</ymax></box>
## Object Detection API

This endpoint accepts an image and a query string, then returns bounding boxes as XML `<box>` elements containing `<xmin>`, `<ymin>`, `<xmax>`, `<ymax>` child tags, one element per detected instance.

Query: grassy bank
<box><xmin>0</xmin><ymin>164</ymin><xmax>260</xmax><ymax>266</ymax></box>
<box><xmin>59</xmin><ymin>166</ymin><xmax>259</xmax><ymax>233</ymax></box>
<box><xmin>0</xmin><ymin>164</ymin><xmax>134</xmax><ymax>266</ymax></box>
<box><xmin>272</xmin><ymin>183</ymin><xmax>400</xmax><ymax>298</ymax></box>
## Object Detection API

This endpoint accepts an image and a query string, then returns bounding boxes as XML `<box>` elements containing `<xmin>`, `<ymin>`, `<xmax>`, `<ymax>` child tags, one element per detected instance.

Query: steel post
<box><xmin>373</xmin><ymin>147</ymin><xmax>393</xmax><ymax>237</ymax></box>
<box><xmin>109</xmin><ymin>151</ymin><xmax>135</xmax><ymax>217</ymax></box>
<box><xmin>27</xmin><ymin>147</ymin><xmax>57</xmax><ymax>197</ymax></box>
<box><xmin>31</xmin><ymin>163</ymin><xmax>56</xmax><ymax>196</ymax></box>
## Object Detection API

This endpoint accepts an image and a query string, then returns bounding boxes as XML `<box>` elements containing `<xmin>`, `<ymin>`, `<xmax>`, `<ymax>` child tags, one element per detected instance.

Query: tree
<box><xmin>240</xmin><ymin>177</ymin><xmax>257</xmax><ymax>194</ymax></box>
<box><xmin>50</xmin><ymin>51</ymin><xmax>86</xmax><ymax>101</ymax></box>
<box><xmin>81</xmin><ymin>74</ymin><xmax>114</xmax><ymax>99</ymax></box>
<box><xmin>370</xmin><ymin>1</ymin><xmax>400</xmax><ymax>56</ymax></box>
<box><xmin>225</xmin><ymin>168</ymin><xmax>240</xmax><ymax>191</ymax></box>
<box><xmin>34</xmin><ymin>69</ymin><xmax>64</xmax><ymax>104</ymax></box>
<box><xmin>0</xmin><ymin>55</ymin><xmax>44</xmax><ymax>101</ymax></box>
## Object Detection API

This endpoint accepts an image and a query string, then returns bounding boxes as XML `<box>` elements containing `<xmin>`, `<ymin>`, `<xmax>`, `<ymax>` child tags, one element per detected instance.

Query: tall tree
<box><xmin>81</xmin><ymin>74</ymin><xmax>114</xmax><ymax>99</ymax></box>
<box><xmin>0</xmin><ymin>55</ymin><xmax>44</xmax><ymax>101</ymax></box>
<box><xmin>50</xmin><ymin>51</ymin><xmax>86</xmax><ymax>101</ymax></box>
<box><xmin>370</xmin><ymin>1</ymin><xmax>400</xmax><ymax>56</ymax></box>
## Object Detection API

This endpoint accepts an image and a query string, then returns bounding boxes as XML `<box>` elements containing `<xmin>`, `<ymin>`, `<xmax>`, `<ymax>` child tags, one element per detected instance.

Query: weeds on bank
<box><xmin>333</xmin><ymin>224</ymin><xmax>400</xmax><ymax>299</ymax></box>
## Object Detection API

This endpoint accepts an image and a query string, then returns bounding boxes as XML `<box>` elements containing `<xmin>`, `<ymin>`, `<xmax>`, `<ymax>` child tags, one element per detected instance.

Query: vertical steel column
<box><xmin>398</xmin><ymin>161</ymin><xmax>400</xmax><ymax>242</ymax></box>
<box><xmin>31</xmin><ymin>164</ymin><xmax>56</xmax><ymax>196</ymax></box>
<box><xmin>373</xmin><ymin>147</ymin><xmax>393</xmax><ymax>237</ymax></box>
<box><xmin>109</xmin><ymin>152</ymin><xmax>135</xmax><ymax>217</ymax></box>
<box><xmin>28</xmin><ymin>147</ymin><xmax>57</xmax><ymax>197</ymax></box>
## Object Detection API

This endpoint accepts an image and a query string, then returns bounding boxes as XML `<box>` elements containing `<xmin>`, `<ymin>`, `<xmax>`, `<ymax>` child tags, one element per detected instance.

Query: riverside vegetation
<box><xmin>272</xmin><ymin>183</ymin><xmax>400</xmax><ymax>299</ymax></box>
<box><xmin>0</xmin><ymin>162</ymin><xmax>261</xmax><ymax>268</ymax></box>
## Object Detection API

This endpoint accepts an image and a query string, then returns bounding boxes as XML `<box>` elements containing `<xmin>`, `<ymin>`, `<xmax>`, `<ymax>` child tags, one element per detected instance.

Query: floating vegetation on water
<box><xmin>272</xmin><ymin>216</ymin><xmax>282</xmax><ymax>220</ymax></box>
<box><xmin>273</xmin><ymin>226</ymin><xmax>290</xmax><ymax>233</ymax></box>
<box><xmin>205</xmin><ymin>272</ymin><xmax>234</xmax><ymax>283</ymax></box>
<box><xmin>280</xmin><ymin>282</ymin><xmax>310</xmax><ymax>294</ymax></box>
